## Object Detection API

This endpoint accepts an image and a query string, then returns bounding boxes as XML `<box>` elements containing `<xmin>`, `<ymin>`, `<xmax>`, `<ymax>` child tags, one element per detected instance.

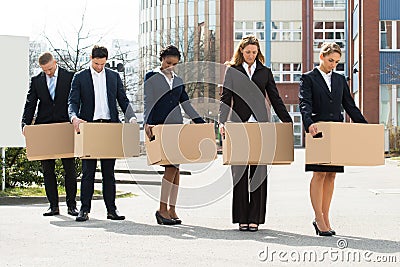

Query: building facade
<box><xmin>139</xmin><ymin>0</ymin><xmax>234</xmax><ymax>116</ymax></box>
<box><xmin>233</xmin><ymin>0</ymin><xmax>347</xmax><ymax>146</ymax></box>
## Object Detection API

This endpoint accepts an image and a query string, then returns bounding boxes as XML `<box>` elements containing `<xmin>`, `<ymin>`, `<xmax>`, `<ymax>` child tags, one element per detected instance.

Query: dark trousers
<box><xmin>41</xmin><ymin>158</ymin><xmax>77</xmax><ymax>208</ymax></box>
<box><xmin>231</xmin><ymin>165</ymin><xmax>268</xmax><ymax>224</ymax></box>
<box><xmin>80</xmin><ymin>159</ymin><xmax>116</xmax><ymax>213</ymax></box>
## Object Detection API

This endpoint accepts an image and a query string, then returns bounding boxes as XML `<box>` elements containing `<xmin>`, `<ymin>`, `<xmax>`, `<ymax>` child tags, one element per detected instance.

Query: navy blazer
<box><xmin>22</xmin><ymin>67</ymin><xmax>74</xmax><ymax>128</ymax></box>
<box><xmin>143</xmin><ymin>71</ymin><xmax>204</xmax><ymax>125</ymax></box>
<box><xmin>68</xmin><ymin>68</ymin><xmax>135</xmax><ymax>122</ymax></box>
<box><xmin>299</xmin><ymin>68</ymin><xmax>367</xmax><ymax>131</ymax></box>
<box><xmin>220</xmin><ymin>61</ymin><xmax>292</xmax><ymax>123</ymax></box>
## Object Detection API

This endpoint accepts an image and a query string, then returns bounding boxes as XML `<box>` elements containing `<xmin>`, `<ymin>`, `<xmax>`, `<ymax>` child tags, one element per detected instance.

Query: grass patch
<box><xmin>0</xmin><ymin>187</ymin><xmax>102</xmax><ymax>197</ymax></box>
<box><xmin>391</xmin><ymin>157</ymin><xmax>400</xmax><ymax>160</ymax></box>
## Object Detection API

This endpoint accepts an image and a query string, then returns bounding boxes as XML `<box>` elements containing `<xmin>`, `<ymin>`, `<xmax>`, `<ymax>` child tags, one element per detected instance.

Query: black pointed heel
<box><xmin>312</xmin><ymin>221</ymin><xmax>333</xmax><ymax>236</ymax></box>
<box><xmin>155</xmin><ymin>211</ymin><xmax>176</xmax><ymax>225</ymax></box>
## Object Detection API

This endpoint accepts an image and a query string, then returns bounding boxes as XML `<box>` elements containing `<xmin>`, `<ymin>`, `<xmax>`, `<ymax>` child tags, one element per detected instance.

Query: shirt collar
<box><xmin>153</xmin><ymin>66</ymin><xmax>177</xmax><ymax>78</ymax></box>
<box><xmin>90</xmin><ymin>65</ymin><xmax>105</xmax><ymax>76</ymax></box>
<box><xmin>317</xmin><ymin>67</ymin><xmax>332</xmax><ymax>78</ymax></box>
<box><xmin>242</xmin><ymin>61</ymin><xmax>257</xmax><ymax>72</ymax></box>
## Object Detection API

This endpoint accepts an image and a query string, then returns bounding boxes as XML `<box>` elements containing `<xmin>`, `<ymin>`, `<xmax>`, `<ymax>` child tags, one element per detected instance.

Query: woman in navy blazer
<box><xmin>144</xmin><ymin>45</ymin><xmax>205</xmax><ymax>225</ymax></box>
<box><xmin>299</xmin><ymin>42</ymin><xmax>367</xmax><ymax>236</ymax></box>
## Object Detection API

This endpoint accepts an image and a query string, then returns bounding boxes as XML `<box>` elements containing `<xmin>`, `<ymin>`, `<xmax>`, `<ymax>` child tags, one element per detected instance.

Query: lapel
<box><xmin>40</xmin><ymin>72</ymin><xmax>53</xmax><ymax>101</ymax></box>
<box><xmin>87</xmin><ymin>68</ymin><xmax>95</xmax><ymax>99</ymax></box>
<box><xmin>312</xmin><ymin>68</ymin><xmax>332</xmax><ymax>99</ymax></box>
<box><xmin>330</xmin><ymin>72</ymin><xmax>341</xmax><ymax>100</ymax></box>
<box><xmin>105</xmin><ymin>68</ymin><xmax>111</xmax><ymax>105</ymax></box>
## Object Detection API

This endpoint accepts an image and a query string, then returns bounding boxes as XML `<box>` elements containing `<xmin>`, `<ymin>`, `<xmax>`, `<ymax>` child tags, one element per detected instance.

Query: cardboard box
<box><xmin>223</xmin><ymin>122</ymin><xmax>294</xmax><ymax>165</ymax></box>
<box><xmin>145</xmin><ymin>124</ymin><xmax>217</xmax><ymax>165</ymax></box>
<box><xmin>305</xmin><ymin>122</ymin><xmax>384</xmax><ymax>166</ymax></box>
<box><xmin>25</xmin><ymin>123</ymin><xmax>75</xmax><ymax>161</ymax></box>
<box><xmin>74</xmin><ymin>123</ymin><xmax>140</xmax><ymax>159</ymax></box>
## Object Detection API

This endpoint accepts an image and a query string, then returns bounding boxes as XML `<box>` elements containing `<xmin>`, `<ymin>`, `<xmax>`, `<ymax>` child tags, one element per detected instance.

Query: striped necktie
<box><xmin>48</xmin><ymin>76</ymin><xmax>56</xmax><ymax>100</ymax></box>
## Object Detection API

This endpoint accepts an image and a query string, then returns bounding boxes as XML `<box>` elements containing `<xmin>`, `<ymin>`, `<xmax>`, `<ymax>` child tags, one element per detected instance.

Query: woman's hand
<box><xmin>308</xmin><ymin>124</ymin><xmax>318</xmax><ymax>136</ymax></box>
<box><xmin>219</xmin><ymin>123</ymin><xmax>225</xmax><ymax>138</ymax></box>
<box><xmin>144</xmin><ymin>123</ymin><xmax>155</xmax><ymax>139</ymax></box>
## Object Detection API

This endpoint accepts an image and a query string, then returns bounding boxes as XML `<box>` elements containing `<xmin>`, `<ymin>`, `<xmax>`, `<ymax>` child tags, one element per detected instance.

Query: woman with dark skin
<box><xmin>144</xmin><ymin>45</ymin><xmax>205</xmax><ymax>225</ymax></box>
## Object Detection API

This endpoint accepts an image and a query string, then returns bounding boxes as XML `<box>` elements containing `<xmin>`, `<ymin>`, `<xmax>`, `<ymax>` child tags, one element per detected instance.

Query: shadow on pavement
<box><xmin>50</xmin><ymin>218</ymin><xmax>400</xmax><ymax>254</ymax></box>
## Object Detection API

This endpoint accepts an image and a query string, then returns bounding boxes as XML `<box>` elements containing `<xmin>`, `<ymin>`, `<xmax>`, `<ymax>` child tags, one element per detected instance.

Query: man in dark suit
<box><xmin>68</xmin><ymin>45</ymin><xmax>137</xmax><ymax>222</ymax></box>
<box><xmin>22</xmin><ymin>52</ymin><xmax>78</xmax><ymax>216</ymax></box>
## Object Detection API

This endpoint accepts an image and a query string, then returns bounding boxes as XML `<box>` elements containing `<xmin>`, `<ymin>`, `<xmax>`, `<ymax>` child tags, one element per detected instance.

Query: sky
<box><xmin>0</xmin><ymin>0</ymin><xmax>139</xmax><ymax>44</ymax></box>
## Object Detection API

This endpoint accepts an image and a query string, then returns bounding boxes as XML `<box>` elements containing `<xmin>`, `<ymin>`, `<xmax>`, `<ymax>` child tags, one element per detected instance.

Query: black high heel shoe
<box><xmin>312</xmin><ymin>221</ymin><xmax>333</xmax><ymax>236</ymax></box>
<box><xmin>155</xmin><ymin>211</ymin><xmax>176</xmax><ymax>225</ymax></box>
<box><xmin>329</xmin><ymin>229</ymin><xmax>336</xmax><ymax>235</ymax></box>
<box><xmin>171</xmin><ymin>217</ymin><xmax>182</xmax><ymax>224</ymax></box>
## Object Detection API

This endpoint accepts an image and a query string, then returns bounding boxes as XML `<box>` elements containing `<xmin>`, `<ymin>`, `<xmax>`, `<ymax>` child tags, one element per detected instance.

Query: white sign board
<box><xmin>0</xmin><ymin>35</ymin><xmax>29</xmax><ymax>147</ymax></box>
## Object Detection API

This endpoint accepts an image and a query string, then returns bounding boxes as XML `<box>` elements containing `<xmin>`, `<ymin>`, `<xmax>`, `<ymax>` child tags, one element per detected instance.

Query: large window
<box><xmin>313</xmin><ymin>0</ymin><xmax>345</xmax><ymax>8</ymax></box>
<box><xmin>234</xmin><ymin>21</ymin><xmax>265</xmax><ymax>41</ymax></box>
<box><xmin>271</xmin><ymin>21</ymin><xmax>302</xmax><ymax>41</ymax></box>
<box><xmin>314</xmin><ymin>21</ymin><xmax>345</xmax><ymax>50</ymax></box>
<box><xmin>380</xmin><ymin>21</ymin><xmax>400</xmax><ymax>50</ymax></box>
<box><xmin>271</xmin><ymin>63</ymin><xmax>302</xmax><ymax>83</ymax></box>
<box><xmin>380</xmin><ymin>85</ymin><xmax>400</xmax><ymax>126</ymax></box>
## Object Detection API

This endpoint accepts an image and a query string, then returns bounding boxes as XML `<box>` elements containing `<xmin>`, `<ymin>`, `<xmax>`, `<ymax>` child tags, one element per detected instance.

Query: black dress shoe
<box><xmin>171</xmin><ymin>218</ymin><xmax>182</xmax><ymax>224</ymax></box>
<box><xmin>67</xmin><ymin>206</ymin><xmax>79</xmax><ymax>216</ymax></box>
<box><xmin>155</xmin><ymin>211</ymin><xmax>176</xmax><ymax>225</ymax></box>
<box><xmin>312</xmin><ymin>221</ymin><xmax>333</xmax><ymax>236</ymax></box>
<box><xmin>43</xmin><ymin>207</ymin><xmax>60</xmax><ymax>216</ymax></box>
<box><xmin>107</xmin><ymin>210</ymin><xmax>125</xmax><ymax>220</ymax></box>
<box><xmin>76</xmin><ymin>210</ymin><xmax>89</xmax><ymax>222</ymax></box>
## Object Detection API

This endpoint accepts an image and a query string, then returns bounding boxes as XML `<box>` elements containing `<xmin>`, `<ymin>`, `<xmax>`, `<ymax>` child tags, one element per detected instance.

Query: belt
<box><xmin>93</xmin><ymin>119</ymin><xmax>111</xmax><ymax>123</ymax></box>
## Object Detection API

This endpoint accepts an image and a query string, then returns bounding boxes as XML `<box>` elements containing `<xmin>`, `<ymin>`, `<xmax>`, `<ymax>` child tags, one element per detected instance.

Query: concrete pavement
<box><xmin>0</xmin><ymin>149</ymin><xmax>399</xmax><ymax>266</ymax></box>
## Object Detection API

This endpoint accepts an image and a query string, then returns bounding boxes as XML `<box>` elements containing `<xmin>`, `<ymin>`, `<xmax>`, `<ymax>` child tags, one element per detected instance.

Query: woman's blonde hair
<box><xmin>226</xmin><ymin>35</ymin><xmax>265</xmax><ymax>66</ymax></box>
<box><xmin>319</xmin><ymin>42</ymin><xmax>342</xmax><ymax>57</ymax></box>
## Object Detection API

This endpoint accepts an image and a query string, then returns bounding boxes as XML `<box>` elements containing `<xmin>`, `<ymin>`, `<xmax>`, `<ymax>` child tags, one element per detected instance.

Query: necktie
<box><xmin>48</xmin><ymin>76</ymin><xmax>56</xmax><ymax>100</ymax></box>
<box><xmin>248</xmin><ymin>66</ymin><xmax>252</xmax><ymax>78</ymax></box>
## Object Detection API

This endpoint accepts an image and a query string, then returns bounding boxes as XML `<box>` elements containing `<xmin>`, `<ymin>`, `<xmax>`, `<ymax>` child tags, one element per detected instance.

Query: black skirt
<box><xmin>305</xmin><ymin>164</ymin><xmax>344</xmax><ymax>173</ymax></box>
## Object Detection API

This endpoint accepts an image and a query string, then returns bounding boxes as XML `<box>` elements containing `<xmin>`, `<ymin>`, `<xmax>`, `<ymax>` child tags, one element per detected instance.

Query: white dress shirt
<box><xmin>91</xmin><ymin>66</ymin><xmax>111</xmax><ymax>120</ymax></box>
<box><xmin>317</xmin><ymin>67</ymin><xmax>332</xmax><ymax>92</ymax></box>
<box><xmin>242</xmin><ymin>61</ymin><xmax>258</xmax><ymax>122</ymax></box>
<box><xmin>154</xmin><ymin>66</ymin><xmax>176</xmax><ymax>90</ymax></box>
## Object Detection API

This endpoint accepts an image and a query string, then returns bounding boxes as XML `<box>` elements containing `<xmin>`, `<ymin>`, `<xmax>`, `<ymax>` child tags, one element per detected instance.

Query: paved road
<box><xmin>0</xmin><ymin>149</ymin><xmax>399</xmax><ymax>266</ymax></box>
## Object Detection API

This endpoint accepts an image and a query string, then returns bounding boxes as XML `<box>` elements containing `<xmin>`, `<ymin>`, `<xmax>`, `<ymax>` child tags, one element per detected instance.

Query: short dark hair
<box><xmin>159</xmin><ymin>45</ymin><xmax>181</xmax><ymax>61</ymax></box>
<box><xmin>38</xmin><ymin>52</ymin><xmax>54</xmax><ymax>65</ymax></box>
<box><xmin>92</xmin><ymin>45</ymin><xmax>108</xmax><ymax>59</ymax></box>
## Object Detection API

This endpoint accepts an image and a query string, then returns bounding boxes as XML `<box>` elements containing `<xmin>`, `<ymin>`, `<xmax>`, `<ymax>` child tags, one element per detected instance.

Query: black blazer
<box><xmin>219</xmin><ymin>60</ymin><xmax>292</xmax><ymax>123</ymax></box>
<box><xmin>22</xmin><ymin>67</ymin><xmax>74</xmax><ymax>128</ymax></box>
<box><xmin>143</xmin><ymin>71</ymin><xmax>204</xmax><ymax>125</ymax></box>
<box><xmin>299</xmin><ymin>68</ymin><xmax>367</xmax><ymax>131</ymax></box>
<box><xmin>68</xmin><ymin>68</ymin><xmax>135</xmax><ymax>122</ymax></box>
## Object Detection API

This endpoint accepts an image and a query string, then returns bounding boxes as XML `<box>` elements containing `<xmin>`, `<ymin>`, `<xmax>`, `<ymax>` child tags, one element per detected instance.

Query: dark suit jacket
<box><xmin>68</xmin><ymin>68</ymin><xmax>135</xmax><ymax>122</ymax></box>
<box><xmin>143</xmin><ymin>71</ymin><xmax>204</xmax><ymax>125</ymax></box>
<box><xmin>219</xmin><ymin>60</ymin><xmax>292</xmax><ymax>123</ymax></box>
<box><xmin>299</xmin><ymin>68</ymin><xmax>367</xmax><ymax>131</ymax></box>
<box><xmin>22</xmin><ymin>67</ymin><xmax>74</xmax><ymax>128</ymax></box>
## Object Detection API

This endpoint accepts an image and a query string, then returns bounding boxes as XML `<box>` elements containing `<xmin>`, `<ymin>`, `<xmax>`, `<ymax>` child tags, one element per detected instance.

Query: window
<box><xmin>234</xmin><ymin>21</ymin><xmax>266</xmax><ymax>41</ymax></box>
<box><xmin>380</xmin><ymin>21</ymin><xmax>400</xmax><ymax>50</ymax></box>
<box><xmin>313</xmin><ymin>0</ymin><xmax>345</xmax><ymax>8</ymax></box>
<box><xmin>314</xmin><ymin>21</ymin><xmax>345</xmax><ymax>50</ymax></box>
<box><xmin>271</xmin><ymin>21</ymin><xmax>302</xmax><ymax>41</ymax></box>
<box><xmin>271</xmin><ymin>63</ymin><xmax>302</xmax><ymax>83</ymax></box>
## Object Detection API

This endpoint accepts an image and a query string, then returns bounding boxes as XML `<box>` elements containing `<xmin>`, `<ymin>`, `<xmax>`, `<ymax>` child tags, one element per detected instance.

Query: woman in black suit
<box><xmin>144</xmin><ymin>45</ymin><xmax>205</xmax><ymax>225</ymax></box>
<box><xmin>219</xmin><ymin>35</ymin><xmax>292</xmax><ymax>232</ymax></box>
<box><xmin>299</xmin><ymin>42</ymin><xmax>367</xmax><ymax>236</ymax></box>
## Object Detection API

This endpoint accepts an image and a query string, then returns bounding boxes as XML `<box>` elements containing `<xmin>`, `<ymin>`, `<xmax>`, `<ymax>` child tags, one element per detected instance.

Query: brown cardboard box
<box><xmin>145</xmin><ymin>123</ymin><xmax>217</xmax><ymax>165</ymax></box>
<box><xmin>74</xmin><ymin>123</ymin><xmax>140</xmax><ymax>159</ymax></box>
<box><xmin>223</xmin><ymin>122</ymin><xmax>294</xmax><ymax>165</ymax></box>
<box><xmin>305</xmin><ymin>122</ymin><xmax>384</xmax><ymax>166</ymax></box>
<box><xmin>25</xmin><ymin>123</ymin><xmax>75</xmax><ymax>161</ymax></box>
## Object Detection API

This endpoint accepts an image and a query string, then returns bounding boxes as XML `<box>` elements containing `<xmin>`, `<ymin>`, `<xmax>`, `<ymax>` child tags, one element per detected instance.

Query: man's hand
<box><xmin>144</xmin><ymin>124</ymin><xmax>154</xmax><ymax>139</ymax></box>
<box><xmin>72</xmin><ymin>117</ymin><xmax>86</xmax><ymax>133</ymax></box>
<box><xmin>129</xmin><ymin>117</ymin><xmax>137</xmax><ymax>124</ymax></box>
<box><xmin>308</xmin><ymin>124</ymin><xmax>318</xmax><ymax>137</ymax></box>
<box><xmin>22</xmin><ymin>125</ymin><xmax>26</xmax><ymax>136</ymax></box>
